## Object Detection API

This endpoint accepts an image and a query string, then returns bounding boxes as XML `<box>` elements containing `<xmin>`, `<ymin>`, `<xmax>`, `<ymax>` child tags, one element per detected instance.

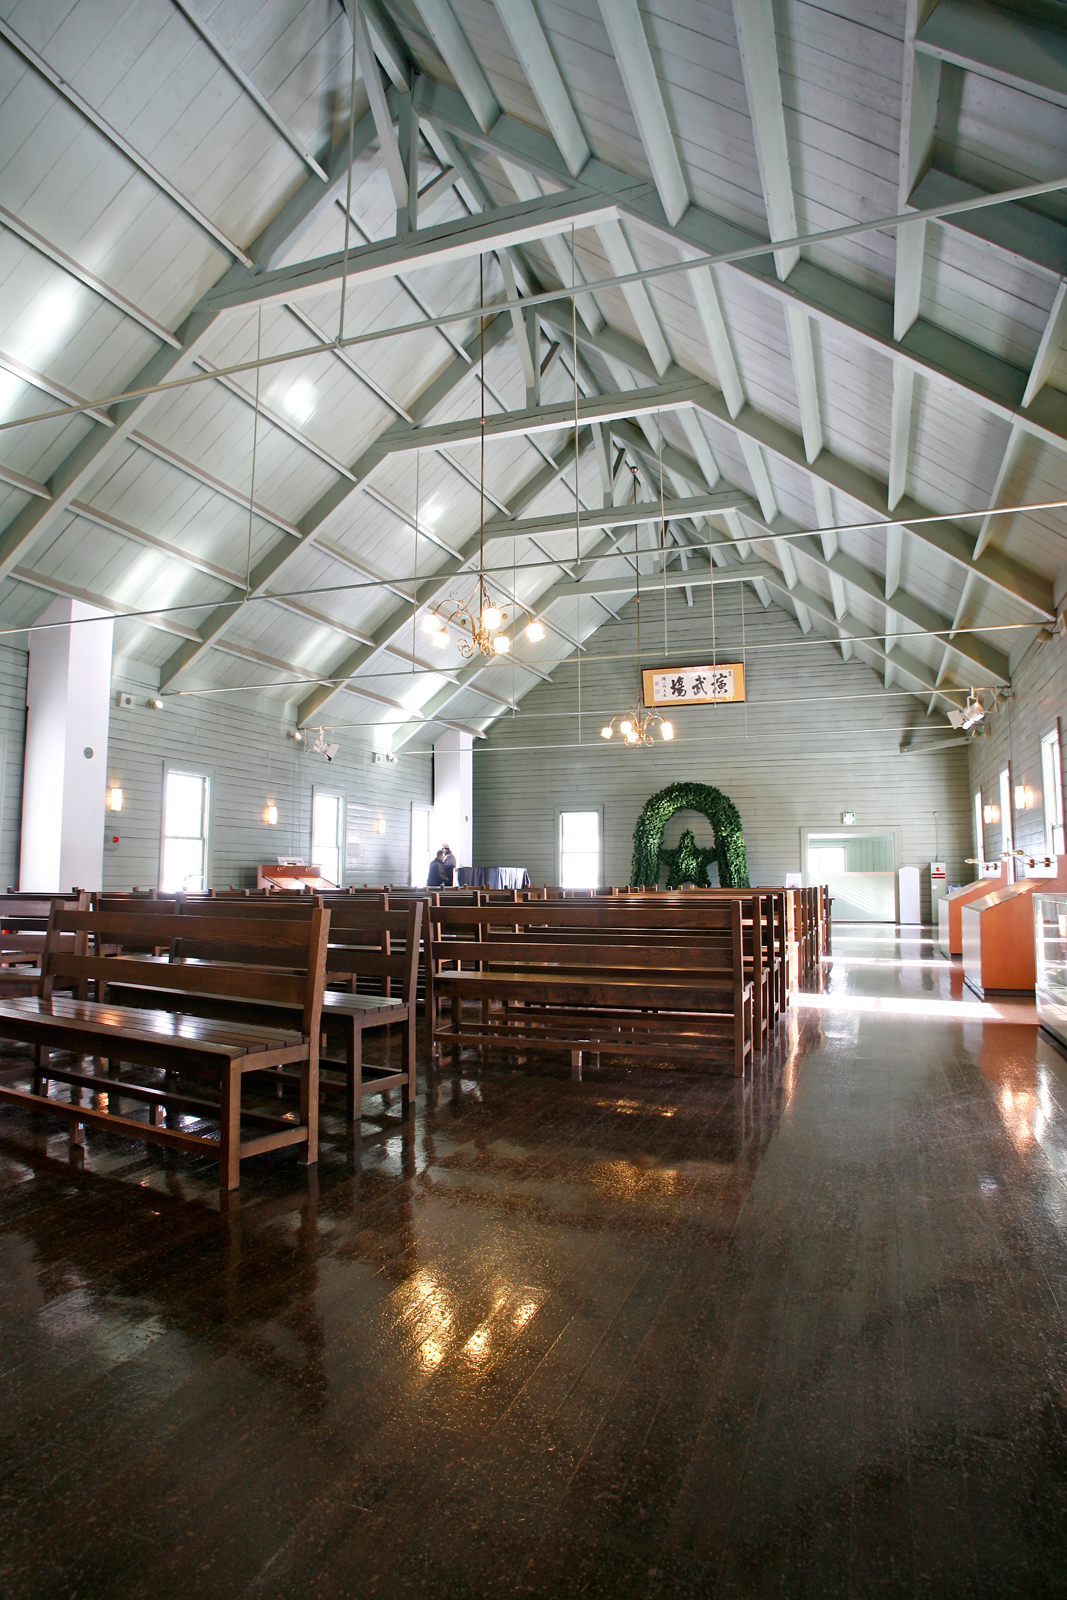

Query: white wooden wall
<box><xmin>473</xmin><ymin>587</ymin><xmax>973</xmax><ymax>919</ymax></box>
<box><xmin>0</xmin><ymin>645</ymin><xmax>27</xmax><ymax>892</ymax></box>
<box><xmin>968</xmin><ymin>630</ymin><xmax>1067</xmax><ymax>863</ymax></box>
<box><xmin>102</xmin><ymin>672</ymin><xmax>431</xmax><ymax>891</ymax></box>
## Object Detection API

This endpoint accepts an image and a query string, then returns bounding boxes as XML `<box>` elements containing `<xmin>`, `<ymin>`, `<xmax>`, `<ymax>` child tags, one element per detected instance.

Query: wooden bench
<box><xmin>0</xmin><ymin>906</ymin><xmax>329</xmax><ymax>1189</ymax></box>
<box><xmin>100</xmin><ymin>895</ymin><xmax>423</xmax><ymax>1122</ymax></box>
<box><xmin>429</xmin><ymin>899</ymin><xmax>753</xmax><ymax>1077</ymax></box>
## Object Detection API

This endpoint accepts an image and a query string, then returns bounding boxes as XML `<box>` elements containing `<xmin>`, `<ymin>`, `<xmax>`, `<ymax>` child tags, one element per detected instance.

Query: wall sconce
<box><xmin>983</xmin><ymin>803</ymin><xmax>999</xmax><ymax>824</ymax></box>
<box><xmin>109</xmin><ymin>788</ymin><xmax>123</xmax><ymax>812</ymax></box>
<box><xmin>375</xmin><ymin>817</ymin><xmax>386</xmax><ymax>835</ymax></box>
<box><xmin>266</xmin><ymin>804</ymin><xmax>278</xmax><ymax>826</ymax></box>
<box><xmin>1015</xmin><ymin>785</ymin><xmax>1036</xmax><ymax>810</ymax></box>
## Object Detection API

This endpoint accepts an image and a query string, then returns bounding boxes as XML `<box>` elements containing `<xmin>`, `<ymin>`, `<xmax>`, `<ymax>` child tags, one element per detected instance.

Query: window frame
<box><xmin>974</xmin><ymin>790</ymin><xmax>984</xmax><ymax>863</ymax></box>
<box><xmin>1042</xmin><ymin>725</ymin><xmax>1064</xmax><ymax>856</ymax></box>
<box><xmin>999</xmin><ymin>766</ymin><xmax>1014</xmax><ymax>883</ymax></box>
<box><xmin>159</xmin><ymin>760</ymin><xmax>214</xmax><ymax>892</ymax></box>
<box><xmin>555</xmin><ymin>804</ymin><xmax>603</xmax><ymax>890</ymax></box>
<box><xmin>311</xmin><ymin>784</ymin><xmax>345</xmax><ymax>887</ymax></box>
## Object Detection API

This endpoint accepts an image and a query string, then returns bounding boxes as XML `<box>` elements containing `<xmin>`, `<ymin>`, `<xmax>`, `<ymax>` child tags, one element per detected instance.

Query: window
<box><xmin>974</xmin><ymin>791</ymin><xmax>984</xmax><ymax>862</ymax></box>
<box><xmin>410</xmin><ymin>803</ymin><xmax>433</xmax><ymax>887</ymax></box>
<box><xmin>808</xmin><ymin>845</ymin><xmax>846</xmax><ymax>877</ymax></box>
<box><xmin>1042</xmin><ymin>728</ymin><xmax>1064</xmax><ymax>855</ymax></box>
<box><xmin>1000</xmin><ymin>767</ymin><xmax>1014</xmax><ymax>883</ymax></box>
<box><xmin>161</xmin><ymin>768</ymin><xmax>211</xmax><ymax>891</ymax></box>
<box><xmin>311</xmin><ymin>788</ymin><xmax>344</xmax><ymax>886</ymax></box>
<box><xmin>558</xmin><ymin>809</ymin><xmax>600</xmax><ymax>889</ymax></box>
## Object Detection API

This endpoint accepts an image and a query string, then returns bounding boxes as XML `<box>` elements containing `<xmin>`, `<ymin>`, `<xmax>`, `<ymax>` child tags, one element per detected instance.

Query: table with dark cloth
<box><xmin>454</xmin><ymin>867</ymin><xmax>531</xmax><ymax>890</ymax></box>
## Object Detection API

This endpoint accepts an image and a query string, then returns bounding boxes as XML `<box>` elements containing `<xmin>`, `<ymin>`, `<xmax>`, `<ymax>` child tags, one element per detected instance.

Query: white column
<box><xmin>433</xmin><ymin>730</ymin><xmax>473</xmax><ymax>867</ymax></box>
<box><xmin>20</xmin><ymin>598</ymin><xmax>114</xmax><ymax>891</ymax></box>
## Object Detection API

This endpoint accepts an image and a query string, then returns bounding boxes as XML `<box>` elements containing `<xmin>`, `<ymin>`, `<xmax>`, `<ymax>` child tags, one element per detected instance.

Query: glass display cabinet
<box><xmin>1034</xmin><ymin>894</ymin><xmax>1067</xmax><ymax>1048</ymax></box>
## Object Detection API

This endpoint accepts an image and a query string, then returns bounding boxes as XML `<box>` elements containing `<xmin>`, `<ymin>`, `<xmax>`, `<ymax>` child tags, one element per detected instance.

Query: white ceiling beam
<box><xmin>885</xmin><ymin>524</ymin><xmax>903</xmax><ymax>601</ymax></box>
<box><xmin>915</xmin><ymin>0</ymin><xmax>1067</xmax><ymax>110</ymax></box>
<box><xmin>553</xmin><ymin>309</ymin><xmax>1053</xmax><ymax>618</ymax></box>
<box><xmin>1022</xmin><ymin>280</ymin><xmax>1067</xmax><ymax>409</ymax></box>
<box><xmin>415</xmin><ymin>80</ymin><xmax>1067</xmax><ymax>461</ymax></box>
<box><xmin>730</xmin><ymin>0</ymin><xmax>799</xmax><ymax>280</ymax></box>
<box><xmin>357</xmin><ymin>10</ymin><xmax>410</xmax><ymax>211</ymax></box>
<box><xmin>596</xmin><ymin>220</ymin><xmax>672</xmax><ymax>376</ymax></box>
<box><xmin>614</xmin><ymin>419</ymin><xmax>1011</xmax><ymax>682</ymax></box>
<box><xmin>359</xmin><ymin>0</ymin><xmax>411</xmax><ymax>90</ymax></box>
<box><xmin>911</xmin><ymin>167</ymin><xmax>1067</xmax><ymax>282</ymax></box>
<box><xmin>973</xmin><ymin>423</ymin><xmax>1028</xmax><ymax>562</ymax></box>
<box><xmin>888</xmin><ymin>364</ymin><xmax>914</xmax><ymax>511</ymax></box>
<box><xmin>199</xmin><ymin>187</ymin><xmax>625</xmax><ymax>314</ymax></box>
<box><xmin>595</xmin><ymin>0</ymin><xmax>688</xmax><ymax>227</ymax></box>
<box><xmin>481</xmin><ymin>488</ymin><xmax>751</xmax><ymax>543</ymax></box>
<box><xmin>494</xmin><ymin>0</ymin><xmax>590</xmax><ymax>178</ymax></box>
<box><xmin>413</xmin><ymin>0</ymin><xmax>500</xmax><ymax>132</ymax></box>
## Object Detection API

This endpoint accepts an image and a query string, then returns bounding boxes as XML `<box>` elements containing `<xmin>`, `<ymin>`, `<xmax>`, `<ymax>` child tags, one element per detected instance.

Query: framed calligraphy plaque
<box><xmin>642</xmin><ymin>663</ymin><xmax>745</xmax><ymax>707</ymax></box>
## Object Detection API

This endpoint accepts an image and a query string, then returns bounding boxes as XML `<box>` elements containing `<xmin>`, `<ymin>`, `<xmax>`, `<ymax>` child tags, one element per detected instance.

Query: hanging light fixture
<box><xmin>600</xmin><ymin>466</ymin><xmax>674</xmax><ymax>747</ymax></box>
<box><xmin>420</xmin><ymin>254</ymin><xmax>543</xmax><ymax>661</ymax></box>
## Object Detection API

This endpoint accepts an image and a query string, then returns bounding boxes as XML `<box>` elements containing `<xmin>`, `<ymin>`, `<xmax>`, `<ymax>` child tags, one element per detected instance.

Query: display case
<box><xmin>961</xmin><ymin>881</ymin><xmax>1040</xmax><ymax>998</ymax></box>
<box><xmin>1034</xmin><ymin>894</ymin><xmax>1067</xmax><ymax>1048</ymax></box>
<box><xmin>938</xmin><ymin>863</ymin><xmax>1005</xmax><ymax>957</ymax></box>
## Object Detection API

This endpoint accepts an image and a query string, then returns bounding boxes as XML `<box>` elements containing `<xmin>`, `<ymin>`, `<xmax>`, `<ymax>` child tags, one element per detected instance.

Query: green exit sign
<box><xmin>841</xmin><ymin>812</ymin><xmax>856</xmax><ymax>825</ymax></box>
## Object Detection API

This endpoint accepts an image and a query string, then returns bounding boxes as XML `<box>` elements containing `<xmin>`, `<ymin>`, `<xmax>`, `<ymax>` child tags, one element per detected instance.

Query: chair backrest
<box><xmin>43</xmin><ymin>907</ymin><xmax>331</xmax><ymax>1039</ymax></box>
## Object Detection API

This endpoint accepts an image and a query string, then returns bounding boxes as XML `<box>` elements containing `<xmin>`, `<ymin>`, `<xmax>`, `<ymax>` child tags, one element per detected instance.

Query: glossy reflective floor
<box><xmin>3</xmin><ymin>928</ymin><xmax>1067</xmax><ymax>1598</ymax></box>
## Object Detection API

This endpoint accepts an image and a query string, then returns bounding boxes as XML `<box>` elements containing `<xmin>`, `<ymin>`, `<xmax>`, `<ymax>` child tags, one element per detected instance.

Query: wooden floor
<box><xmin>2</xmin><ymin>929</ymin><xmax>1067</xmax><ymax>1597</ymax></box>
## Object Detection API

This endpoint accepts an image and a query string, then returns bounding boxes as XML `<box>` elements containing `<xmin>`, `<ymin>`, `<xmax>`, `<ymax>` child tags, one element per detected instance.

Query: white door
<box><xmin>411</xmin><ymin>803</ymin><xmax>433</xmax><ymax>886</ymax></box>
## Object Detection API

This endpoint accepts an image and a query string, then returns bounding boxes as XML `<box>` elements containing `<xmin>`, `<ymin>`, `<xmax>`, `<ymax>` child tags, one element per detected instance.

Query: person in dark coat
<box><xmin>427</xmin><ymin>849</ymin><xmax>448</xmax><ymax>887</ymax></box>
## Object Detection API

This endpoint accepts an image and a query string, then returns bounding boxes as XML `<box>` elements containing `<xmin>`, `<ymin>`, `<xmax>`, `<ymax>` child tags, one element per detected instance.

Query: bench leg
<box><xmin>31</xmin><ymin>1044</ymin><xmax>48</xmax><ymax>1097</ymax></box>
<box><xmin>571</xmin><ymin>1049</ymin><xmax>582</xmax><ymax>1081</ymax></box>
<box><xmin>403</xmin><ymin>1007</ymin><xmax>416</xmax><ymax>1109</ymax></box>
<box><xmin>451</xmin><ymin>994</ymin><xmax>461</xmax><ymax>1063</ymax></box>
<box><xmin>299</xmin><ymin>1050</ymin><xmax>319</xmax><ymax>1168</ymax></box>
<box><xmin>346</xmin><ymin>1024</ymin><xmax>362</xmax><ymax>1126</ymax></box>
<box><xmin>219</xmin><ymin>1060</ymin><xmax>241</xmax><ymax>1191</ymax></box>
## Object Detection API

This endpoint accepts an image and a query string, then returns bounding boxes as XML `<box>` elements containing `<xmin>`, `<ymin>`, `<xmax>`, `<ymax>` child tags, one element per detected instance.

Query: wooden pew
<box><xmin>101</xmin><ymin>894</ymin><xmax>423</xmax><ymax>1121</ymax></box>
<box><xmin>0</xmin><ymin>905</ymin><xmax>329</xmax><ymax>1189</ymax></box>
<box><xmin>429</xmin><ymin>898</ymin><xmax>753</xmax><ymax>1077</ymax></box>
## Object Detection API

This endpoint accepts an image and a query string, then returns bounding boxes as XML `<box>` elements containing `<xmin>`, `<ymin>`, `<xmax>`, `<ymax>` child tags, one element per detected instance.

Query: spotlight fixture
<box><xmin>266</xmin><ymin>804</ymin><xmax>278</xmax><ymax>826</ymax></box>
<box><xmin>310</xmin><ymin>728</ymin><xmax>339</xmax><ymax>762</ymax></box>
<box><xmin>109</xmin><ymin>787</ymin><xmax>123</xmax><ymax>812</ymax></box>
<box><xmin>149</xmin><ymin>697</ymin><xmax>164</xmax><ymax>711</ymax></box>
<box><xmin>290</xmin><ymin>730</ymin><xmax>304</xmax><ymax>742</ymax></box>
<box><xmin>948</xmin><ymin>689</ymin><xmax>985</xmax><ymax>731</ymax></box>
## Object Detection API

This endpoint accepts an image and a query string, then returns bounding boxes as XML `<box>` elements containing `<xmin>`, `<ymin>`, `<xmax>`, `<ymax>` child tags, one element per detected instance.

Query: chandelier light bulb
<box><xmin>620</xmin><ymin>718</ymin><xmax>633</xmax><ymax>735</ymax></box>
<box><xmin>525</xmin><ymin>619</ymin><xmax>545</xmax><ymax>642</ymax></box>
<box><xmin>493</xmin><ymin>633</ymin><xmax>510</xmax><ymax>654</ymax></box>
<box><xmin>481</xmin><ymin>605</ymin><xmax>501</xmax><ymax>631</ymax></box>
<box><xmin>421</xmin><ymin>613</ymin><xmax>438</xmax><ymax>634</ymax></box>
<box><xmin>626</xmin><ymin>730</ymin><xmax>639</xmax><ymax>744</ymax></box>
<box><xmin>600</xmin><ymin>725</ymin><xmax>612</xmax><ymax>739</ymax></box>
<box><xmin>432</xmin><ymin>627</ymin><xmax>450</xmax><ymax>649</ymax></box>
<box><xmin>661</xmin><ymin>720</ymin><xmax>674</xmax><ymax>740</ymax></box>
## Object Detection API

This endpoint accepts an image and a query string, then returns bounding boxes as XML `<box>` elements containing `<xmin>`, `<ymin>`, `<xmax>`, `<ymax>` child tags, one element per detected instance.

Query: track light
<box><xmin>948</xmin><ymin>690</ymin><xmax>985</xmax><ymax>731</ymax></box>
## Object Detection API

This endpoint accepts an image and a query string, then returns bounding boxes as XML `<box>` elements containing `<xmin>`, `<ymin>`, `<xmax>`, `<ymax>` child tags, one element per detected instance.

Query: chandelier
<box><xmin>418</xmin><ymin>253</ymin><xmax>543</xmax><ymax>663</ymax></box>
<box><xmin>600</xmin><ymin>466</ymin><xmax>673</xmax><ymax>746</ymax></box>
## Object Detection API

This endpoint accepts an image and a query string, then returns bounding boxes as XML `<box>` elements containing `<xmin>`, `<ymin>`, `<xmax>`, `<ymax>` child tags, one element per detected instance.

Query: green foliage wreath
<box><xmin>630</xmin><ymin>781</ymin><xmax>750</xmax><ymax>888</ymax></box>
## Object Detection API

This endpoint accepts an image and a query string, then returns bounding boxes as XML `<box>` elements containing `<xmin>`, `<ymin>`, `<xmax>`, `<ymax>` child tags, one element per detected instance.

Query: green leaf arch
<box><xmin>630</xmin><ymin>781</ymin><xmax>750</xmax><ymax>888</ymax></box>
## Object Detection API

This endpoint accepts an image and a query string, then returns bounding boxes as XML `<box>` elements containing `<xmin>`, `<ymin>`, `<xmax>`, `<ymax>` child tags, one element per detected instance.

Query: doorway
<box><xmin>803</xmin><ymin>828</ymin><xmax>900</xmax><ymax>921</ymax></box>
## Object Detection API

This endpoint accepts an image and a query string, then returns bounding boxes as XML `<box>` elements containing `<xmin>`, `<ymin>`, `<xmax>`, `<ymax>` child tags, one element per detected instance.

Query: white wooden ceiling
<box><xmin>0</xmin><ymin>0</ymin><xmax>1064</xmax><ymax>750</ymax></box>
